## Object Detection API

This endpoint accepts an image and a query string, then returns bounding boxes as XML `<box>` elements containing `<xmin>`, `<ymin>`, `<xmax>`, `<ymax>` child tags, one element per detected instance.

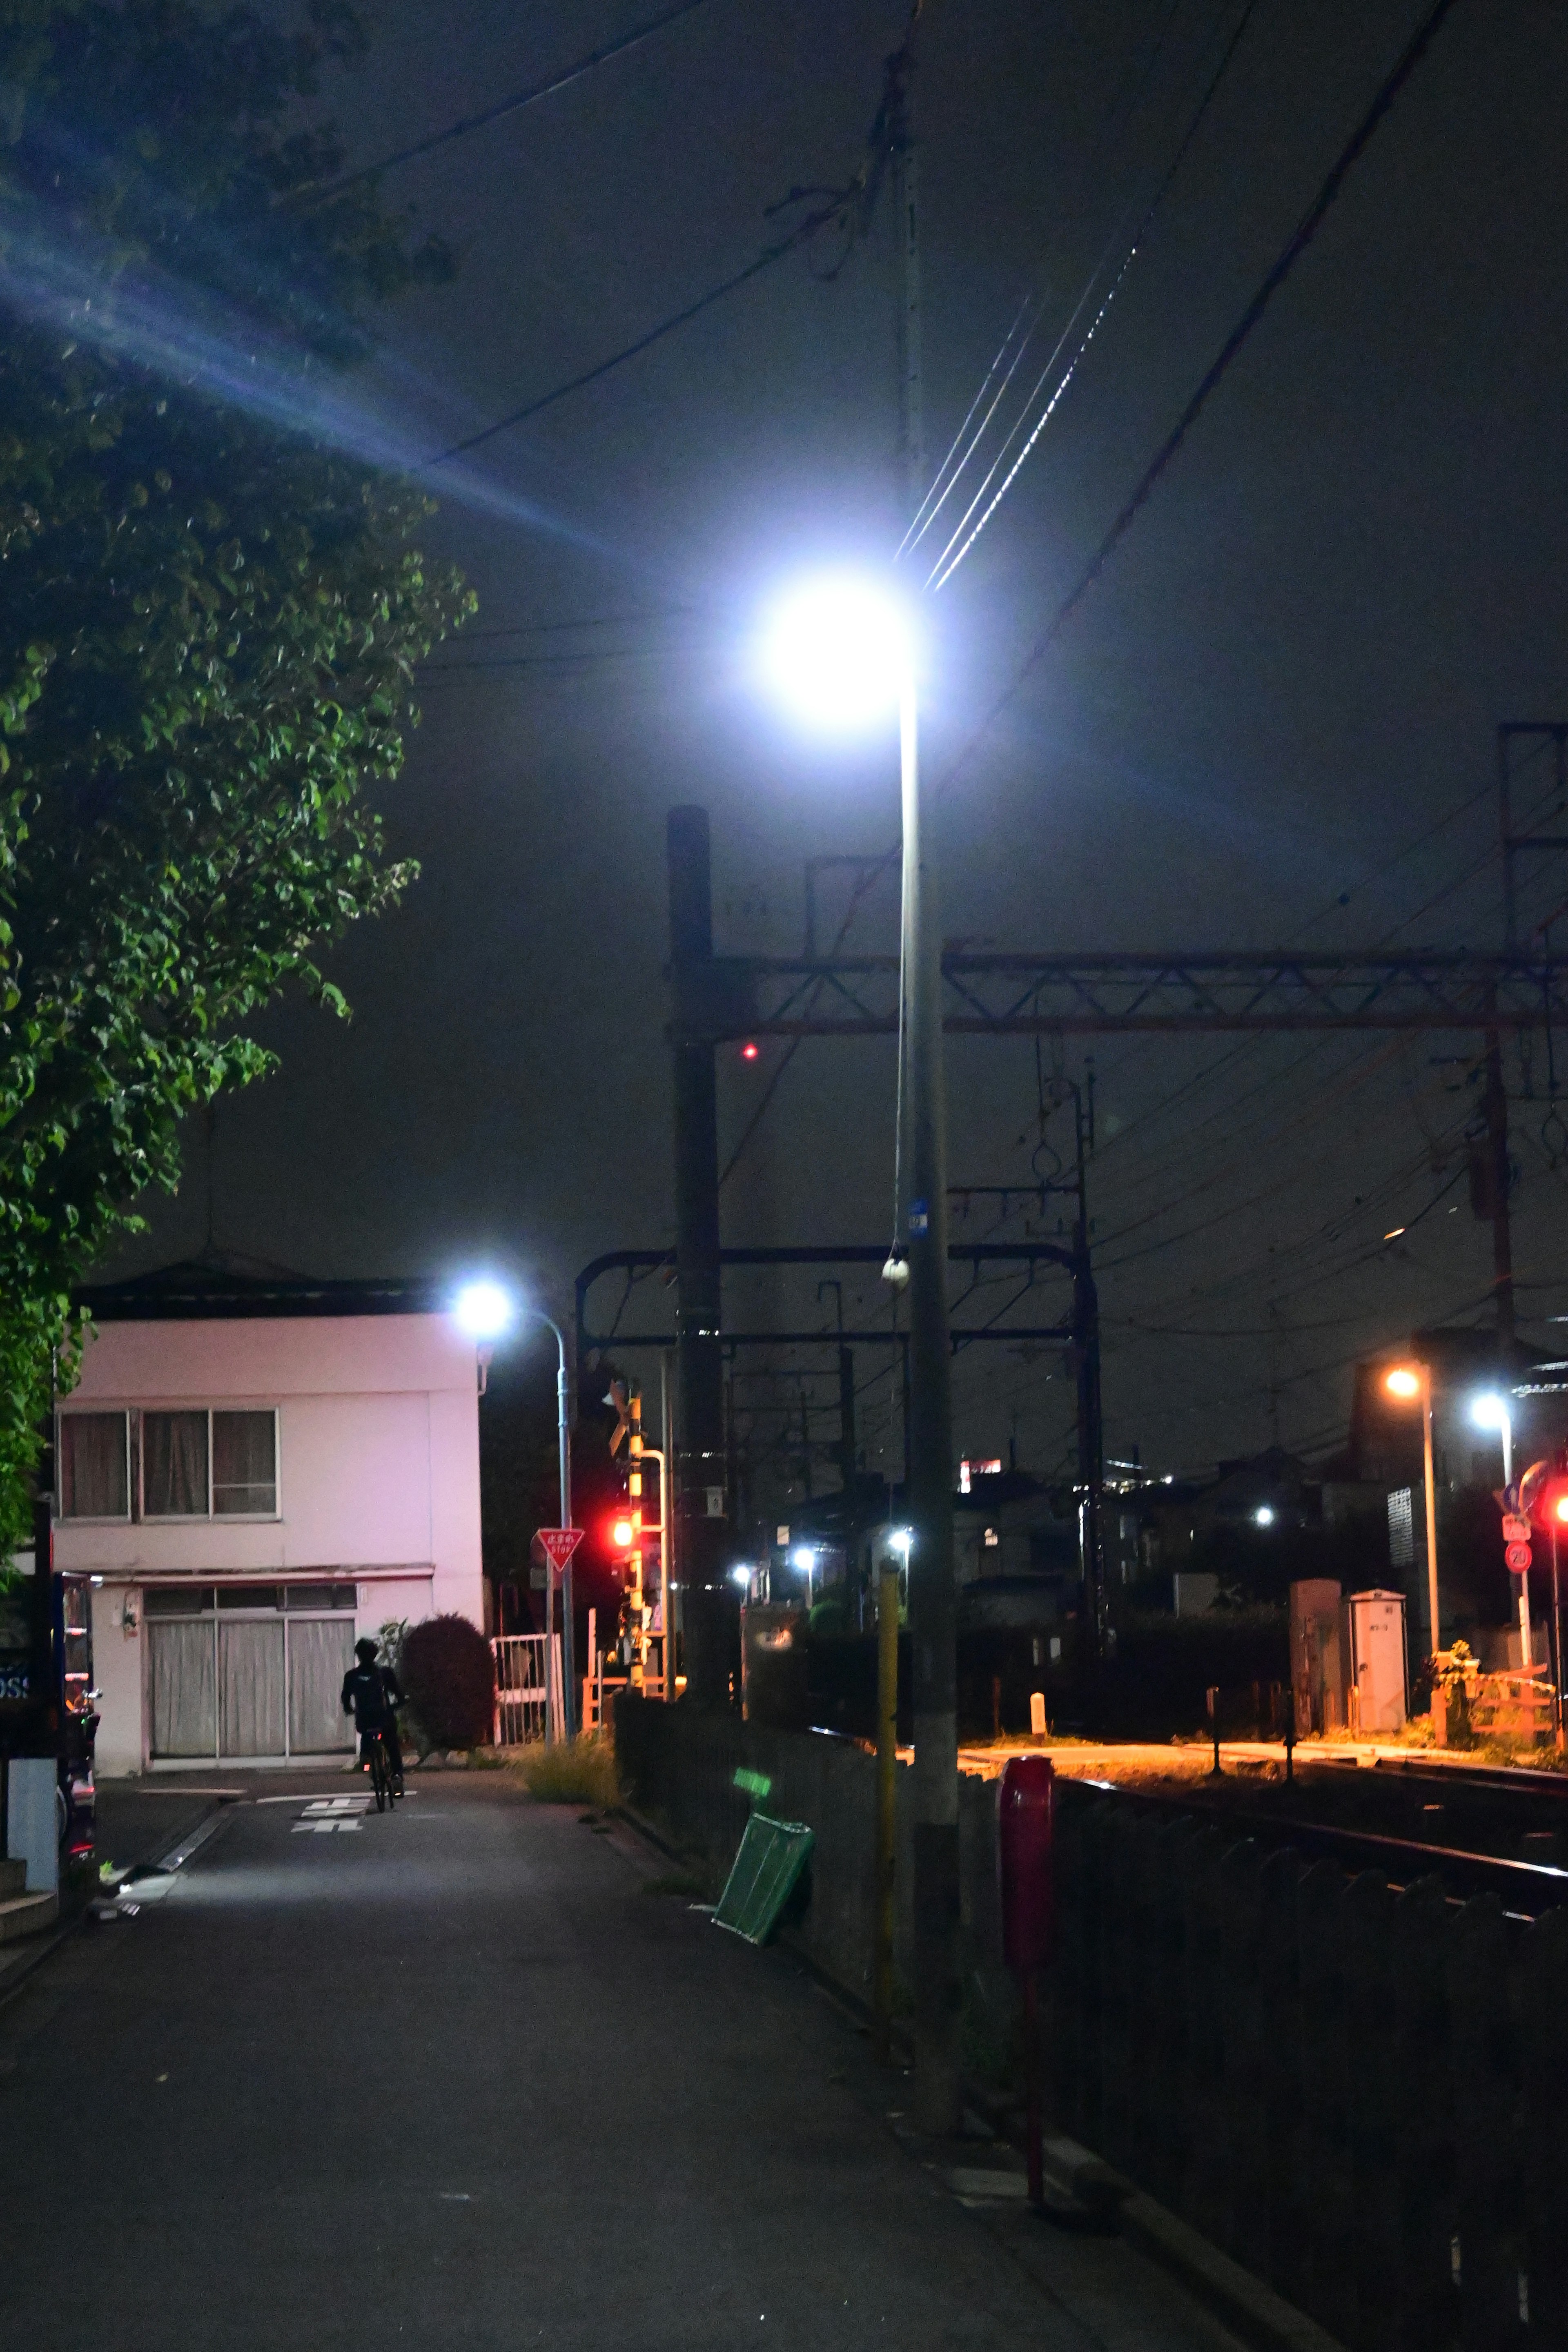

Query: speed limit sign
<box><xmin>1506</xmin><ymin>1540</ymin><xmax>1533</xmax><ymax>1572</ymax></box>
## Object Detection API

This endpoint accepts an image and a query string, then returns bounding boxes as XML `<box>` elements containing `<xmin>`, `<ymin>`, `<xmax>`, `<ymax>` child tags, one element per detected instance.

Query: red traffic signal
<box><xmin>1518</xmin><ymin>1460</ymin><xmax>1568</xmax><ymax>1535</ymax></box>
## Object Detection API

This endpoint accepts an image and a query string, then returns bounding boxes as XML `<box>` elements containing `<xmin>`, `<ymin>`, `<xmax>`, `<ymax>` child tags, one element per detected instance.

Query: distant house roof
<box><xmin>76</xmin><ymin>1253</ymin><xmax>449</xmax><ymax>1323</ymax></box>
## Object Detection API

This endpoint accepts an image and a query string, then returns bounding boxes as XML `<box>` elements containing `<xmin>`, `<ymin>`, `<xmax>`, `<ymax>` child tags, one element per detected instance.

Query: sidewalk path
<box><xmin>0</xmin><ymin>1773</ymin><xmax>1242</xmax><ymax>2352</ymax></box>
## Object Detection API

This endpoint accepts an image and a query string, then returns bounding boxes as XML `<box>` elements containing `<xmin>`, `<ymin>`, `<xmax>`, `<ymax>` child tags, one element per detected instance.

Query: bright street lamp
<box><xmin>761</xmin><ymin>557</ymin><xmax>960</xmax><ymax>2133</ymax></box>
<box><xmin>1385</xmin><ymin>1360</ymin><xmax>1440</xmax><ymax>1661</ymax></box>
<box><xmin>454</xmin><ymin>1278</ymin><xmax>514</xmax><ymax>1345</ymax></box>
<box><xmin>763</xmin><ymin>573</ymin><xmax>911</xmax><ymax>731</ymax></box>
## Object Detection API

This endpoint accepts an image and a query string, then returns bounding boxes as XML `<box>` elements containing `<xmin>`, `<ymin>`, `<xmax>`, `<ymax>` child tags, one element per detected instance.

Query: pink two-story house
<box><xmin>56</xmin><ymin>1264</ymin><xmax>485</xmax><ymax>1775</ymax></box>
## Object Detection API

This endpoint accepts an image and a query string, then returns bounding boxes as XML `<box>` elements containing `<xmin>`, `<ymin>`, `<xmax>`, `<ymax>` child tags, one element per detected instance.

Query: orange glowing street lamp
<box><xmin>1384</xmin><ymin>1360</ymin><xmax>1440</xmax><ymax>1659</ymax></box>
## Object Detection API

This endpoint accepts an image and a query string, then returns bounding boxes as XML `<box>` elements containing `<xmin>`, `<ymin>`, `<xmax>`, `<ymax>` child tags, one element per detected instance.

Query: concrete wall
<box><xmin>61</xmin><ymin>1314</ymin><xmax>482</xmax><ymax>1773</ymax></box>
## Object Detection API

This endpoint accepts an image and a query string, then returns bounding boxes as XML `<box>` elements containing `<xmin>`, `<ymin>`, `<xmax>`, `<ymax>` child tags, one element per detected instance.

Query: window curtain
<box><xmin>60</xmin><ymin>1414</ymin><xmax>128</xmax><ymax>1518</ymax></box>
<box><xmin>218</xmin><ymin>1621</ymin><xmax>286</xmax><ymax>1756</ymax></box>
<box><xmin>287</xmin><ymin>1619</ymin><xmax>356</xmax><ymax>1755</ymax></box>
<box><xmin>212</xmin><ymin>1412</ymin><xmax>276</xmax><ymax>1515</ymax></box>
<box><xmin>150</xmin><ymin>1621</ymin><xmax>216</xmax><ymax>1757</ymax></box>
<box><xmin>143</xmin><ymin>1412</ymin><xmax>208</xmax><ymax>1516</ymax></box>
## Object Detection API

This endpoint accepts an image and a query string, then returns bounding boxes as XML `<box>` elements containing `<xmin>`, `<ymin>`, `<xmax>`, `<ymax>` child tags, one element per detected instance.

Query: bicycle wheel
<box><xmin>370</xmin><ymin>1735</ymin><xmax>390</xmax><ymax>1813</ymax></box>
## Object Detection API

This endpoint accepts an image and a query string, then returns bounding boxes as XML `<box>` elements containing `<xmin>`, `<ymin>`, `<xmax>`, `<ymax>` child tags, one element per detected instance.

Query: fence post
<box><xmin>1518</xmin><ymin>1904</ymin><xmax>1568</xmax><ymax>2342</ymax></box>
<box><xmin>1343</xmin><ymin>1871</ymin><xmax>1399</xmax><ymax>2348</ymax></box>
<box><xmin>1297</xmin><ymin>1859</ymin><xmax>1355</xmax><ymax>2345</ymax></box>
<box><xmin>1182</xmin><ymin>1824</ymin><xmax>1229</xmax><ymax>2247</ymax></box>
<box><xmin>1390</xmin><ymin>1875</ymin><xmax>1453</xmax><ymax>2352</ymax></box>
<box><xmin>1257</xmin><ymin>1846</ymin><xmax>1304</xmax><ymax>2311</ymax></box>
<box><xmin>1447</xmin><ymin>1896</ymin><xmax>1518</xmax><ymax>2352</ymax></box>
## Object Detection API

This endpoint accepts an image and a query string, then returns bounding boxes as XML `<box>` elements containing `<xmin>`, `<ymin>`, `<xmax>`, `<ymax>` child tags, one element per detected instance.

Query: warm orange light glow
<box><xmin>1385</xmin><ymin>1365</ymin><xmax>1422</xmax><ymax>1400</ymax></box>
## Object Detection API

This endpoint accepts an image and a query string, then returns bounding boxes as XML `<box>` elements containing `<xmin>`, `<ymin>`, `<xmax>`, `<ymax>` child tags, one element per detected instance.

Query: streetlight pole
<box><xmin>1419</xmin><ymin>1365</ymin><xmax>1439</xmax><ymax>1662</ymax></box>
<box><xmin>530</xmin><ymin>1311</ymin><xmax>575</xmax><ymax>1738</ymax></box>
<box><xmin>889</xmin><ymin>27</ymin><xmax>961</xmax><ymax>2142</ymax></box>
<box><xmin>1386</xmin><ymin>1361</ymin><xmax>1440</xmax><ymax>1664</ymax></box>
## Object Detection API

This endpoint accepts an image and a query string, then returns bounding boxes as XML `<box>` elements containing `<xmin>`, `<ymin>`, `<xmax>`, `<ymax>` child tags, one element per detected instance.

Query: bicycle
<box><xmin>365</xmin><ymin>1726</ymin><xmax>403</xmax><ymax>1813</ymax></box>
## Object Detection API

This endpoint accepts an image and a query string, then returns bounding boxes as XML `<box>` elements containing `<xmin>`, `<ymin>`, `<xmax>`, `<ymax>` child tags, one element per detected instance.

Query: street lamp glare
<box><xmin>454</xmin><ymin>1278</ymin><xmax>514</xmax><ymax>1342</ymax></box>
<box><xmin>763</xmin><ymin>574</ymin><xmax>911</xmax><ymax>732</ymax></box>
<box><xmin>790</xmin><ymin>1546</ymin><xmax>816</xmax><ymax>1575</ymax></box>
<box><xmin>1385</xmin><ymin>1365</ymin><xmax>1421</xmax><ymax>1400</ymax></box>
<box><xmin>1470</xmin><ymin>1391</ymin><xmax>1507</xmax><ymax>1432</ymax></box>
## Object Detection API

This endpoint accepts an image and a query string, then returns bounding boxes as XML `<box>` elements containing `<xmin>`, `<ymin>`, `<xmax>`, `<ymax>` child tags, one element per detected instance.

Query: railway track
<box><xmin>1070</xmin><ymin>1775</ymin><xmax>1568</xmax><ymax>1919</ymax></box>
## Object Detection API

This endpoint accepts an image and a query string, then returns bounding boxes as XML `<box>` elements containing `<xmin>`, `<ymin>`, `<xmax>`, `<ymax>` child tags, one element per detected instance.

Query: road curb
<box><xmin>0</xmin><ymin>1789</ymin><xmax>234</xmax><ymax>2012</ymax></box>
<box><xmin>1116</xmin><ymin>2186</ymin><xmax>1349</xmax><ymax>2352</ymax></box>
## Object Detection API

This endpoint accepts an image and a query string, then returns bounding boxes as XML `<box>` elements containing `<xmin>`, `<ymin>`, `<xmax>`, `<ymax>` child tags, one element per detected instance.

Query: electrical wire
<box><xmin>902</xmin><ymin>0</ymin><xmax>1197</xmax><ymax>563</ymax></box>
<box><xmin>287</xmin><ymin>0</ymin><xmax>717</xmax><ymax>206</ymax></box>
<box><xmin>924</xmin><ymin>0</ymin><xmax>1263</xmax><ymax>590</ymax></box>
<box><xmin>924</xmin><ymin>0</ymin><xmax>1466</xmax><ymax>788</ymax></box>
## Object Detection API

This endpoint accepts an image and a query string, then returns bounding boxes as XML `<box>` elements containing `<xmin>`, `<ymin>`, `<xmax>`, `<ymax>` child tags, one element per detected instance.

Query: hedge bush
<box><xmin>400</xmin><ymin>1614</ymin><xmax>494</xmax><ymax>1751</ymax></box>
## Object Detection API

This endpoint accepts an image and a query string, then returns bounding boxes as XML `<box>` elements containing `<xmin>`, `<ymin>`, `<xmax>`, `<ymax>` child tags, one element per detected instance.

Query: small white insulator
<box><xmin>881</xmin><ymin>1252</ymin><xmax>910</xmax><ymax>1289</ymax></box>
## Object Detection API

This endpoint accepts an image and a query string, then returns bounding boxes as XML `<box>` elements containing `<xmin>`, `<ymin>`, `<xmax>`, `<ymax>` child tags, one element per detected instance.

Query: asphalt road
<box><xmin>0</xmin><ymin>1773</ymin><xmax>1245</xmax><ymax>2352</ymax></box>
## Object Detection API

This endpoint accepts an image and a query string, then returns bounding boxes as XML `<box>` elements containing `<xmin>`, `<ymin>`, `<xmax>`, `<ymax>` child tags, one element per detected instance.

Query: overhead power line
<box><xmin>922</xmin><ymin>0</ymin><xmax>1263</xmax><ymax>589</ymax></box>
<box><xmin>289</xmin><ymin>0</ymin><xmax>716</xmax><ymax>206</ymax></box>
<box><xmin>932</xmin><ymin>0</ymin><xmax>1465</xmax><ymax>789</ymax></box>
<box><xmin>428</xmin><ymin>164</ymin><xmax>880</xmax><ymax>467</ymax></box>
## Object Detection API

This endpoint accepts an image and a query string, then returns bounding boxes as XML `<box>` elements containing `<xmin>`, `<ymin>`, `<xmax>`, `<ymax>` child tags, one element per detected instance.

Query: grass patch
<box><xmin>513</xmin><ymin>1733</ymin><xmax>619</xmax><ymax>1807</ymax></box>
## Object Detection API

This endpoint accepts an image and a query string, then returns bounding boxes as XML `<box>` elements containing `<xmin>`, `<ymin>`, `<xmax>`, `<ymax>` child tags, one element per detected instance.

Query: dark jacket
<box><xmin>341</xmin><ymin>1661</ymin><xmax>403</xmax><ymax>1731</ymax></box>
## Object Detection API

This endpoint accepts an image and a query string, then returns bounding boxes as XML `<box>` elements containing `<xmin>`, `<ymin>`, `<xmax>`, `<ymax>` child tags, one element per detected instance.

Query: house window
<box><xmin>982</xmin><ymin>1526</ymin><xmax>1000</xmax><ymax>1548</ymax></box>
<box><xmin>143</xmin><ymin>1411</ymin><xmax>209</xmax><ymax>1517</ymax></box>
<box><xmin>142</xmin><ymin>1410</ymin><xmax>278</xmax><ymax>1519</ymax></box>
<box><xmin>213</xmin><ymin>1412</ymin><xmax>277</xmax><ymax>1516</ymax></box>
<box><xmin>59</xmin><ymin>1413</ymin><xmax>131</xmax><ymax>1520</ymax></box>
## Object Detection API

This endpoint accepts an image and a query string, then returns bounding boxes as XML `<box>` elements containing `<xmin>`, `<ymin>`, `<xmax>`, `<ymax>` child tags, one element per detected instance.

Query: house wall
<box><xmin>58</xmin><ymin>1314</ymin><xmax>483</xmax><ymax>1773</ymax></box>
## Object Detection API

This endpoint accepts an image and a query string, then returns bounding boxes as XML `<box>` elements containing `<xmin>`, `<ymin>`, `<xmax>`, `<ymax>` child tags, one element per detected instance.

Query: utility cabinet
<box><xmin>1341</xmin><ymin>1588</ymin><xmax>1408</xmax><ymax>1733</ymax></box>
<box><xmin>1290</xmin><ymin>1579</ymin><xmax>1344</xmax><ymax>1732</ymax></box>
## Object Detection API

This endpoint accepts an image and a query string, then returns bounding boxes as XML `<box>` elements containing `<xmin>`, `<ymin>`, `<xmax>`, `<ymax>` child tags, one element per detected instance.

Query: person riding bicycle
<box><xmin>341</xmin><ymin>1639</ymin><xmax>404</xmax><ymax>1791</ymax></box>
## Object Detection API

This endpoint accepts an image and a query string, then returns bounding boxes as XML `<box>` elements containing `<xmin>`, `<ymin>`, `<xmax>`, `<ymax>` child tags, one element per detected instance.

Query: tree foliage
<box><xmin>0</xmin><ymin>1</ymin><xmax>472</xmax><ymax>1552</ymax></box>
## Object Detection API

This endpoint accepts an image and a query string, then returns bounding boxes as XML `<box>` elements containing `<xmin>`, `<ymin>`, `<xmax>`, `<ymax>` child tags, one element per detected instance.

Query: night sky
<box><xmin>110</xmin><ymin>0</ymin><xmax>1568</xmax><ymax>1497</ymax></box>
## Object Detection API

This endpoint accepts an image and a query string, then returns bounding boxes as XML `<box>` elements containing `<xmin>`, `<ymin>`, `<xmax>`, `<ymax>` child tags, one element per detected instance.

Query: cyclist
<box><xmin>341</xmin><ymin>1639</ymin><xmax>404</xmax><ymax>1793</ymax></box>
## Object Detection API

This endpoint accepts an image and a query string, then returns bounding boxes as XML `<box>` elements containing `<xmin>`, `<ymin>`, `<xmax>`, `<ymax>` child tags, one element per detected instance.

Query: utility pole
<box><xmin>668</xmin><ymin>807</ymin><xmax>729</xmax><ymax>1702</ymax></box>
<box><xmin>1069</xmin><ymin>1085</ymin><xmax>1105</xmax><ymax>1658</ymax></box>
<box><xmin>1482</xmin><ymin>993</ymin><xmax>1515</xmax><ymax>1346</ymax></box>
<box><xmin>889</xmin><ymin>18</ymin><xmax>962</xmax><ymax>2141</ymax></box>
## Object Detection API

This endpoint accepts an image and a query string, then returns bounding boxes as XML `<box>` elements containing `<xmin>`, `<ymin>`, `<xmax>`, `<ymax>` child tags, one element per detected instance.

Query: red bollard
<box><xmin>998</xmin><ymin>1754</ymin><xmax>1054</xmax><ymax>2209</ymax></box>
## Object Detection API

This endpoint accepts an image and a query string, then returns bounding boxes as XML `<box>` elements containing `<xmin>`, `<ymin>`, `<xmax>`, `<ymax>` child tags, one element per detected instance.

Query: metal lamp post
<box><xmin>1387</xmin><ymin>1362</ymin><xmax>1440</xmax><ymax>1659</ymax></box>
<box><xmin>456</xmin><ymin>1282</ymin><xmax>575</xmax><ymax>1740</ymax></box>
<box><xmin>529</xmin><ymin>1309</ymin><xmax>575</xmax><ymax>1739</ymax></box>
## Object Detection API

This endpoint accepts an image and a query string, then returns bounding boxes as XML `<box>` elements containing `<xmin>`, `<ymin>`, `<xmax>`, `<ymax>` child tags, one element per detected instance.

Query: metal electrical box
<box><xmin>1290</xmin><ymin>1579</ymin><xmax>1344</xmax><ymax>1733</ymax></box>
<box><xmin>1341</xmin><ymin>1589</ymin><xmax>1408</xmax><ymax>1733</ymax></box>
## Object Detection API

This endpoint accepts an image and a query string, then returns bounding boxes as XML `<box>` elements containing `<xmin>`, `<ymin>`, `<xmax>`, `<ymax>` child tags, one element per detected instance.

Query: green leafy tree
<box><xmin>0</xmin><ymin>1</ymin><xmax>473</xmax><ymax>1554</ymax></box>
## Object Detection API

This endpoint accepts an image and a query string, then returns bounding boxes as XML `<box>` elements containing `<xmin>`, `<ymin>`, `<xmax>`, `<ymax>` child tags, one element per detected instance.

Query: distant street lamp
<box><xmin>762</xmin><ymin>567</ymin><xmax>960</xmax><ymax>2132</ymax></box>
<box><xmin>1385</xmin><ymin>1361</ymin><xmax>1440</xmax><ymax>1659</ymax></box>
<box><xmin>454</xmin><ymin>1279</ymin><xmax>575</xmax><ymax>1738</ymax></box>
